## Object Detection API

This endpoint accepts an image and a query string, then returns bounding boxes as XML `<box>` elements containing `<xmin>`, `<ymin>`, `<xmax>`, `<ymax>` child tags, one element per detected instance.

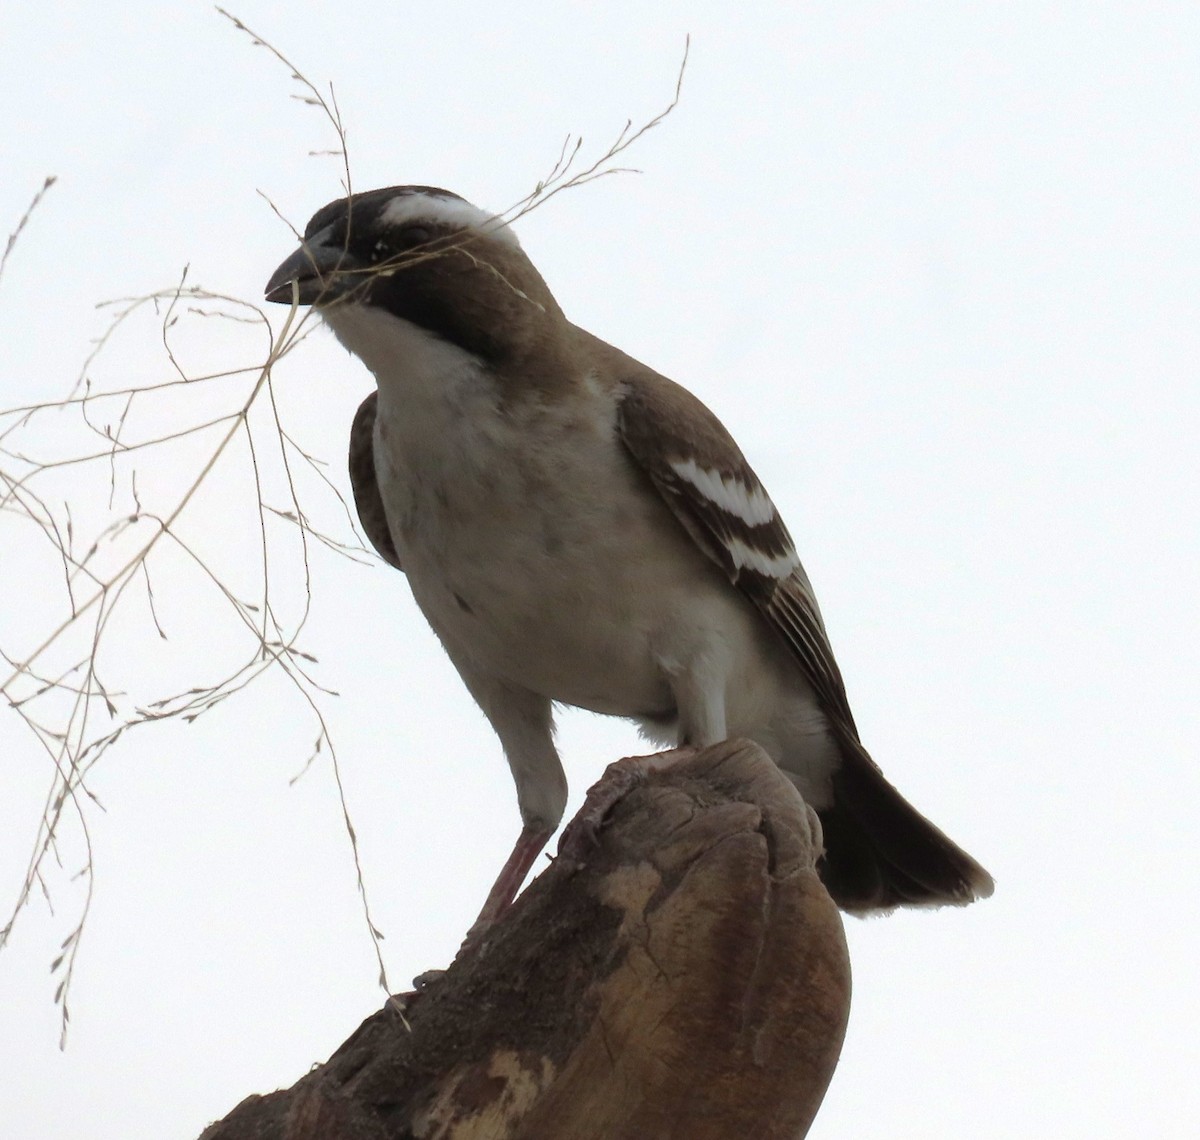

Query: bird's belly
<box><xmin>400</xmin><ymin>506</ymin><xmax>713</xmax><ymax>717</ymax></box>
<box><xmin>369</xmin><ymin>371</ymin><xmax>802</xmax><ymax>752</ymax></box>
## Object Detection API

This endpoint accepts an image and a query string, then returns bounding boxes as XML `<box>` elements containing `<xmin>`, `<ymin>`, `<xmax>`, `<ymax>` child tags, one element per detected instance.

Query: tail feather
<box><xmin>817</xmin><ymin>739</ymin><xmax>994</xmax><ymax>914</ymax></box>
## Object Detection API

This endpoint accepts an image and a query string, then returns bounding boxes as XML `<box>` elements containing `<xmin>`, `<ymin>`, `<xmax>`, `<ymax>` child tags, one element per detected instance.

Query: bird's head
<box><xmin>265</xmin><ymin>186</ymin><xmax>564</xmax><ymax>368</ymax></box>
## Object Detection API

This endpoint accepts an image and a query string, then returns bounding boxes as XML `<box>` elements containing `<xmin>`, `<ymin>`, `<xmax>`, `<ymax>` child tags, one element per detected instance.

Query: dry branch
<box><xmin>2</xmin><ymin>20</ymin><xmax>689</xmax><ymax>1029</ymax></box>
<box><xmin>200</xmin><ymin>739</ymin><xmax>851</xmax><ymax>1140</ymax></box>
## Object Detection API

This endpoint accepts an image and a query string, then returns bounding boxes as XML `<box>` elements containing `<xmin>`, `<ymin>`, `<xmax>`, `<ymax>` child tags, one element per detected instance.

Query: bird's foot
<box><xmin>558</xmin><ymin>746</ymin><xmax>699</xmax><ymax>864</ymax></box>
<box><xmin>386</xmin><ymin>968</ymin><xmax>447</xmax><ymax>1020</ymax></box>
<box><xmin>411</xmin><ymin>967</ymin><xmax>447</xmax><ymax>992</ymax></box>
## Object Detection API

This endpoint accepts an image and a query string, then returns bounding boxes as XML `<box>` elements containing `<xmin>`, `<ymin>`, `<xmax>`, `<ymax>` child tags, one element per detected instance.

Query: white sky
<box><xmin>2</xmin><ymin>3</ymin><xmax>1198</xmax><ymax>1136</ymax></box>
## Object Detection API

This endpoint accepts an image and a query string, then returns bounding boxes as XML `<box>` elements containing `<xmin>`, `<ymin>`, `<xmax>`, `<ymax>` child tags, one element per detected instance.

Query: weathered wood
<box><xmin>199</xmin><ymin>739</ymin><xmax>851</xmax><ymax>1140</ymax></box>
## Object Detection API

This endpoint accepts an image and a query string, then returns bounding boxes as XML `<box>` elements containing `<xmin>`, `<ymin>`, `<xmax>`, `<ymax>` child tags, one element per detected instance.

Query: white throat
<box><xmin>322</xmin><ymin>304</ymin><xmax>489</xmax><ymax>404</ymax></box>
<box><xmin>322</xmin><ymin>305</ymin><xmax>503</xmax><ymax>526</ymax></box>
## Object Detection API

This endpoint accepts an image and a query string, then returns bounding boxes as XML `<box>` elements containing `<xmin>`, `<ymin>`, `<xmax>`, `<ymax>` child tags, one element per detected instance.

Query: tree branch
<box><xmin>200</xmin><ymin>739</ymin><xmax>851</xmax><ymax>1140</ymax></box>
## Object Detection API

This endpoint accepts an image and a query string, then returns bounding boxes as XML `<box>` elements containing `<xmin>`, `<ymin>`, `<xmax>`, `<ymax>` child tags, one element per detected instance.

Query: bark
<box><xmin>199</xmin><ymin>739</ymin><xmax>851</xmax><ymax>1140</ymax></box>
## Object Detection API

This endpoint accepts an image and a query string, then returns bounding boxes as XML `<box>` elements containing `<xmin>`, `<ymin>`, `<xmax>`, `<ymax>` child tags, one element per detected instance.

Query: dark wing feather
<box><xmin>615</xmin><ymin>370</ymin><xmax>994</xmax><ymax>910</ymax></box>
<box><xmin>615</xmin><ymin>372</ymin><xmax>859</xmax><ymax>740</ymax></box>
<box><xmin>348</xmin><ymin>391</ymin><xmax>403</xmax><ymax>571</ymax></box>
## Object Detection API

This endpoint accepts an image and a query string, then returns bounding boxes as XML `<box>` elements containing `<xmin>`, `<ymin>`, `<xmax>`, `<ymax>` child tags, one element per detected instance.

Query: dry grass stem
<box><xmin>1</xmin><ymin>10</ymin><xmax>687</xmax><ymax>1045</ymax></box>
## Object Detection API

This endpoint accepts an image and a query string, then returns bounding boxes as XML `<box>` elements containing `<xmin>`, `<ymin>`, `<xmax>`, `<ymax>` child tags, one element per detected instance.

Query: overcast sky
<box><xmin>2</xmin><ymin>3</ymin><xmax>1198</xmax><ymax>1137</ymax></box>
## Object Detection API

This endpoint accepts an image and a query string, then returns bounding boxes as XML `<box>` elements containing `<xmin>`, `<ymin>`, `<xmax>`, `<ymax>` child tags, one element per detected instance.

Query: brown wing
<box><xmin>349</xmin><ymin>391</ymin><xmax>403</xmax><ymax>571</ymax></box>
<box><xmin>616</xmin><ymin>370</ymin><xmax>995</xmax><ymax>910</ymax></box>
<box><xmin>615</xmin><ymin>372</ymin><xmax>859</xmax><ymax>740</ymax></box>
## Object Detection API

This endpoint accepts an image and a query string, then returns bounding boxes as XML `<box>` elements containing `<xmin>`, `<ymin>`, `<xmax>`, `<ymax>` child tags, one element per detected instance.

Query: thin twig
<box><xmin>0</xmin><ymin>176</ymin><xmax>57</xmax><ymax>289</ymax></box>
<box><xmin>1</xmin><ymin>13</ymin><xmax>688</xmax><ymax>1044</ymax></box>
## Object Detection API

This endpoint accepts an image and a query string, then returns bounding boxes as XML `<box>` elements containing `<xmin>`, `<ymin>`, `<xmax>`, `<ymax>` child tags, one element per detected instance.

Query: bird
<box><xmin>265</xmin><ymin>185</ymin><xmax>993</xmax><ymax>935</ymax></box>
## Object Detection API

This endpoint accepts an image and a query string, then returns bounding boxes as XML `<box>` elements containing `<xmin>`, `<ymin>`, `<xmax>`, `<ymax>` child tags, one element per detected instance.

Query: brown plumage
<box><xmin>266</xmin><ymin>184</ymin><xmax>993</xmax><ymax>923</ymax></box>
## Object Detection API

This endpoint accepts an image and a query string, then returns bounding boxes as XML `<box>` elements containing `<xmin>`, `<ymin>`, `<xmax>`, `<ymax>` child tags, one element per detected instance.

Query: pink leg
<box><xmin>457</xmin><ymin>748</ymin><xmax>696</xmax><ymax>957</ymax></box>
<box><xmin>459</xmin><ymin>823</ymin><xmax>554</xmax><ymax>952</ymax></box>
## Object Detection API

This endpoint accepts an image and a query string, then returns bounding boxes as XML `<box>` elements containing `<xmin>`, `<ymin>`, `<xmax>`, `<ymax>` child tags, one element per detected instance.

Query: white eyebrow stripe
<box><xmin>379</xmin><ymin>193</ymin><xmax>522</xmax><ymax>249</ymax></box>
<box><xmin>670</xmin><ymin>458</ymin><xmax>777</xmax><ymax>526</ymax></box>
<box><xmin>726</xmin><ymin>536</ymin><xmax>801</xmax><ymax>580</ymax></box>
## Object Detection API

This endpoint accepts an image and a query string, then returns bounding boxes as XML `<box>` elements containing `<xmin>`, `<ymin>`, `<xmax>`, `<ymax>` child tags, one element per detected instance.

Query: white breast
<box><xmin>321</xmin><ymin>306</ymin><xmax>836</xmax><ymax>801</ymax></box>
<box><xmin>328</xmin><ymin>310</ymin><xmax>740</xmax><ymax>706</ymax></box>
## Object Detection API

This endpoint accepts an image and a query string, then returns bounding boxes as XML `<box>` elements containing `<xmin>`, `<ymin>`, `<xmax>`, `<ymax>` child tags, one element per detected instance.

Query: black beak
<box><xmin>264</xmin><ymin>226</ymin><xmax>368</xmax><ymax>305</ymax></box>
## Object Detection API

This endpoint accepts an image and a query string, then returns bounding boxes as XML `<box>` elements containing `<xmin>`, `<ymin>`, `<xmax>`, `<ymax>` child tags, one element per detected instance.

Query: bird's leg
<box><xmin>458</xmin><ymin>822</ymin><xmax>554</xmax><ymax>955</ymax></box>
<box><xmin>558</xmin><ymin>746</ymin><xmax>699</xmax><ymax>863</ymax></box>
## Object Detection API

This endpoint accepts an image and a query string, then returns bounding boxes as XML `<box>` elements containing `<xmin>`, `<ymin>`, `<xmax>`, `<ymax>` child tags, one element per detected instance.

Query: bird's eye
<box><xmin>399</xmin><ymin>224</ymin><xmax>433</xmax><ymax>246</ymax></box>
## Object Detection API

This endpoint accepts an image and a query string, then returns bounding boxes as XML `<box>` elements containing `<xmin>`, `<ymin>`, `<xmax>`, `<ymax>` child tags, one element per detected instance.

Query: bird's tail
<box><xmin>816</xmin><ymin>737</ymin><xmax>994</xmax><ymax>914</ymax></box>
